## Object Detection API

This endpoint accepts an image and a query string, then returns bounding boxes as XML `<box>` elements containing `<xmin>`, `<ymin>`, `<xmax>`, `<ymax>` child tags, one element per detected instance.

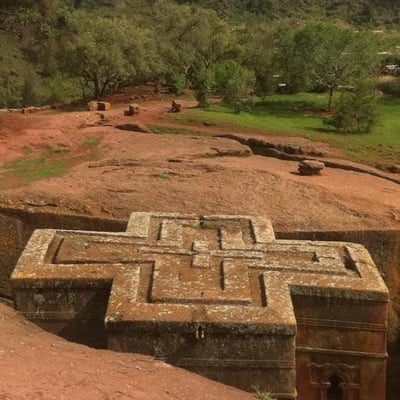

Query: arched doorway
<box><xmin>327</xmin><ymin>375</ymin><xmax>344</xmax><ymax>400</ymax></box>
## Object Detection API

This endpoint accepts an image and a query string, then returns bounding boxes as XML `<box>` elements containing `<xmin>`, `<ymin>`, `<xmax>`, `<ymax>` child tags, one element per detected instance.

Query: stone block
<box><xmin>298</xmin><ymin>159</ymin><xmax>325</xmax><ymax>175</ymax></box>
<box><xmin>125</xmin><ymin>103</ymin><xmax>139</xmax><ymax>116</ymax></box>
<box><xmin>97</xmin><ymin>101</ymin><xmax>111</xmax><ymax>111</ymax></box>
<box><xmin>87</xmin><ymin>101</ymin><xmax>111</xmax><ymax>112</ymax></box>
<box><xmin>87</xmin><ymin>101</ymin><xmax>98</xmax><ymax>112</ymax></box>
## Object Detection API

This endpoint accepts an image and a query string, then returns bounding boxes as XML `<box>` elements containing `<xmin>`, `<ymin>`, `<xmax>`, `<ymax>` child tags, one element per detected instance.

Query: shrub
<box><xmin>214</xmin><ymin>61</ymin><xmax>255</xmax><ymax>113</ymax></box>
<box><xmin>326</xmin><ymin>83</ymin><xmax>379</xmax><ymax>134</ymax></box>
<box><xmin>255</xmin><ymin>388</ymin><xmax>274</xmax><ymax>400</ymax></box>
<box><xmin>192</xmin><ymin>67</ymin><xmax>215</xmax><ymax>108</ymax></box>
<box><xmin>168</xmin><ymin>73</ymin><xmax>186</xmax><ymax>96</ymax></box>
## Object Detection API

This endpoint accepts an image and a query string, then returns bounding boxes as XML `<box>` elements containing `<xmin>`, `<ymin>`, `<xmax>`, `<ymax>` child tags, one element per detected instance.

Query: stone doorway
<box><xmin>327</xmin><ymin>375</ymin><xmax>344</xmax><ymax>400</ymax></box>
<box><xmin>307</xmin><ymin>362</ymin><xmax>361</xmax><ymax>400</ymax></box>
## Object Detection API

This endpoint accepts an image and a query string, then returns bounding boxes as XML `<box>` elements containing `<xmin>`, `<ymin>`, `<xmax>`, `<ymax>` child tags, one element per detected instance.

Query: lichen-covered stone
<box><xmin>11</xmin><ymin>212</ymin><xmax>388</xmax><ymax>399</ymax></box>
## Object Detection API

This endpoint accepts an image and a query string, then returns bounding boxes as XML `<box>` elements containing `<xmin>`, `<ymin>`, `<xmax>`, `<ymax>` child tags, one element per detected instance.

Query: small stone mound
<box><xmin>21</xmin><ymin>106</ymin><xmax>53</xmax><ymax>114</ymax></box>
<box><xmin>298</xmin><ymin>159</ymin><xmax>325</xmax><ymax>176</ymax></box>
<box><xmin>170</xmin><ymin>100</ymin><xmax>183</xmax><ymax>113</ymax></box>
<box><xmin>116</xmin><ymin>123</ymin><xmax>152</xmax><ymax>133</ymax></box>
<box><xmin>388</xmin><ymin>165</ymin><xmax>400</xmax><ymax>174</ymax></box>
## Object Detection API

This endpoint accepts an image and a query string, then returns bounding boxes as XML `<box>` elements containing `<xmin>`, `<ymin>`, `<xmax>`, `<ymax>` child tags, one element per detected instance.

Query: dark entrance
<box><xmin>327</xmin><ymin>375</ymin><xmax>344</xmax><ymax>400</ymax></box>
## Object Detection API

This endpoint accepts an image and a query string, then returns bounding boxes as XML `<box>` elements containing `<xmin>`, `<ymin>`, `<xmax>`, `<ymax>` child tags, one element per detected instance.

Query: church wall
<box><xmin>292</xmin><ymin>294</ymin><xmax>387</xmax><ymax>400</ymax></box>
<box><xmin>0</xmin><ymin>208</ymin><xmax>399</xmax><ymax>399</ymax></box>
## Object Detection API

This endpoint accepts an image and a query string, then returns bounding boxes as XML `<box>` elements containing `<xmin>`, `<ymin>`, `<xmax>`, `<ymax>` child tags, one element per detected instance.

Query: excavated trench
<box><xmin>1</xmin><ymin>207</ymin><xmax>399</xmax><ymax>399</ymax></box>
<box><xmin>217</xmin><ymin>134</ymin><xmax>400</xmax><ymax>185</ymax></box>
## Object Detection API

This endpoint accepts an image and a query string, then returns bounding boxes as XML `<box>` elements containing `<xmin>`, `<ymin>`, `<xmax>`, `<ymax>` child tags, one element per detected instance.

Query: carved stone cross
<box><xmin>12</xmin><ymin>212</ymin><xmax>388</xmax><ymax>400</ymax></box>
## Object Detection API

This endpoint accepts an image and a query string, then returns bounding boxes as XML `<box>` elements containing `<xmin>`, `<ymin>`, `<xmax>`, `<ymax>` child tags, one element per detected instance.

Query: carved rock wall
<box><xmin>10</xmin><ymin>212</ymin><xmax>389</xmax><ymax>399</ymax></box>
<box><xmin>0</xmin><ymin>209</ymin><xmax>399</xmax><ymax>399</ymax></box>
<box><xmin>278</xmin><ymin>230</ymin><xmax>400</xmax><ymax>400</ymax></box>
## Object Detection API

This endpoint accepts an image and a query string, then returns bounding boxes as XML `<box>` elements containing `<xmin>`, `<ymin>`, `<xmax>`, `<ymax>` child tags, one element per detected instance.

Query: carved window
<box><xmin>308</xmin><ymin>363</ymin><xmax>360</xmax><ymax>400</ymax></box>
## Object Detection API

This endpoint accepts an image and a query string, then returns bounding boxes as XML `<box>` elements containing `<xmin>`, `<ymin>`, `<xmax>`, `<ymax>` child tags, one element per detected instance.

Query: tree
<box><xmin>152</xmin><ymin>1</ymin><xmax>236</xmax><ymax>89</ymax></box>
<box><xmin>0</xmin><ymin>34</ymin><xmax>32</xmax><ymax>107</ymax></box>
<box><xmin>168</xmin><ymin>73</ymin><xmax>187</xmax><ymax>95</ymax></box>
<box><xmin>326</xmin><ymin>81</ymin><xmax>379</xmax><ymax>134</ymax></box>
<box><xmin>192</xmin><ymin>66</ymin><xmax>215</xmax><ymax>107</ymax></box>
<box><xmin>0</xmin><ymin>1</ymin><xmax>71</xmax><ymax>74</ymax></box>
<box><xmin>273</xmin><ymin>24</ymin><xmax>306</xmax><ymax>94</ymax></box>
<box><xmin>214</xmin><ymin>60</ymin><xmax>254</xmax><ymax>112</ymax></box>
<box><xmin>240</xmin><ymin>19</ymin><xmax>276</xmax><ymax>96</ymax></box>
<box><xmin>63</xmin><ymin>12</ymin><xmax>151</xmax><ymax>98</ymax></box>
<box><xmin>291</xmin><ymin>23</ymin><xmax>378</xmax><ymax>110</ymax></box>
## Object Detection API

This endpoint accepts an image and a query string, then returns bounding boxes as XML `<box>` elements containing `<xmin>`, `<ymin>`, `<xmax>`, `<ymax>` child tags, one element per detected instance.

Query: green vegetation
<box><xmin>80</xmin><ymin>136</ymin><xmax>101</xmax><ymax>147</ymax></box>
<box><xmin>0</xmin><ymin>139</ymin><xmax>110</xmax><ymax>188</ymax></box>
<box><xmin>164</xmin><ymin>93</ymin><xmax>329</xmax><ymax>134</ymax></box>
<box><xmin>254</xmin><ymin>387</ymin><xmax>274</xmax><ymax>400</ymax></box>
<box><xmin>1</xmin><ymin>0</ymin><xmax>399</xmax><ymax>107</ymax></box>
<box><xmin>163</xmin><ymin>92</ymin><xmax>400</xmax><ymax>168</ymax></box>
<box><xmin>149</xmin><ymin>125</ymin><xmax>210</xmax><ymax>136</ymax></box>
<box><xmin>3</xmin><ymin>157</ymin><xmax>67</xmax><ymax>184</ymax></box>
<box><xmin>326</xmin><ymin>81</ymin><xmax>379</xmax><ymax>134</ymax></box>
<box><xmin>179</xmin><ymin>0</ymin><xmax>400</xmax><ymax>24</ymax></box>
<box><xmin>153</xmin><ymin>173</ymin><xmax>172</xmax><ymax>180</ymax></box>
<box><xmin>1</xmin><ymin>1</ymin><xmax>399</xmax><ymax>170</ymax></box>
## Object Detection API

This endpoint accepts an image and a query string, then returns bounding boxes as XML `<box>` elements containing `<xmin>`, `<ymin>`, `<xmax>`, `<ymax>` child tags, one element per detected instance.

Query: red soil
<box><xmin>0</xmin><ymin>90</ymin><xmax>399</xmax><ymax>399</ymax></box>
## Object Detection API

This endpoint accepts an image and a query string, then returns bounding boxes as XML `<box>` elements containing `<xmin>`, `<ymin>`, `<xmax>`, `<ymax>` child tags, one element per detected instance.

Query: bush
<box><xmin>168</xmin><ymin>73</ymin><xmax>186</xmax><ymax>96</ymax></box>
<box><xmin>326</xmin><ymin>84</ymin><xmax>379</xmax><ymax>134</ymax></box>
<box><xmin>214</xmin><ymin>61</ymin><xmax>254</xmax><ymax>113</ymax></box>
<box><xmin>192</xmin><ymin>67</ymin><xmax>215</xmax><ymax>108</ymax></box>
<box><xmin>255</xmin><ymin>388</ymin><xmax>274</xmax><ymax>400</ymax></box>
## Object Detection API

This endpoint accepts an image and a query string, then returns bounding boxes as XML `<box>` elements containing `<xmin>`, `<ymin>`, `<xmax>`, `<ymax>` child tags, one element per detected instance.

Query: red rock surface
<box><xmin>0</xmin><ymin>100</ymin><xmax>400</xmax><ymax>231</ymax></box>
<box><xmin>1</xmin><ymin>92</ymin><xmax>400</xmax><ymax>399</ymax></box>
<box><xmin>0</xmin><ymin>303</ymin><xmax>256</xmax><ymax>400</ymax></box>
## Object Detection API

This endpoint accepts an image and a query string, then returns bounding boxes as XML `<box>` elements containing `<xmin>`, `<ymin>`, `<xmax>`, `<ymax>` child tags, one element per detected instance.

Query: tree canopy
<box><xmin>0</xmin><ymin>0</ymin><xmax>398</xmax><ymax>106</ymax></box>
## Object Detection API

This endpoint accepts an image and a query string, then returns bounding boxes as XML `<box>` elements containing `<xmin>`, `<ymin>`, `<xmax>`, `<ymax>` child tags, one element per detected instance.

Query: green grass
<box><xmin>3</xmin><ymin>157</ymin><xmax>67</xmax><ymax>183</ymax></box>
<box><xmin>80</xmin><ymin>136</ymin><xmax>101</xmax><ymax>147</ymax></box>
<box><xmin>47</xmin><ymin>145</ymin><xmax>71</xmax><ymax>155</ymax></box>
<box><xmin>149</xmin><ymin>124</ymin><xmax>211</xmax><ymax>136</ymax></box>
<box><xmin>22</xmin><ymin>146</ymin><xmax>33</xmax><ymax>155</ymax></box>
<box><xmin>152</xmin><ymin>172</ymin><xmax>172</xmax><ymax>180</ymax></box>
<box><xmin>161</xmin><ymin>93</ymin><xmax>400</xmax><ymax>168</ymax></box>
<box><xmin>163</xmin><ymin>93</ymin><xmax>327</xmax><ymax>136</ymax></box>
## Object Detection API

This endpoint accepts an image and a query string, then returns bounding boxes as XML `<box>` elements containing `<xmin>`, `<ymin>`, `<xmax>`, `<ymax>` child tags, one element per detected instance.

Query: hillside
<box><xmin>74</xmin><ymin>0</ymin><xmax>400</xmax><ymax>23</ymax></box>
<box><xmin>1</xmin><ymin>0</ymin><xmax>400</xmax><ymax>111</ymax></box>
<box><xmin>178</xmin><ymin>0</ymin><xmax>400</xmax><ymax>23</ymax></box>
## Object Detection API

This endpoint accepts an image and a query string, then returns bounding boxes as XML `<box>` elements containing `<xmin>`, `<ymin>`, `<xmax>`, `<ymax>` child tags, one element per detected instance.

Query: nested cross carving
<box><xmin>12</xmin><ymin>212</ymin><xmax>388</xmax><ymax>331</ymax></box>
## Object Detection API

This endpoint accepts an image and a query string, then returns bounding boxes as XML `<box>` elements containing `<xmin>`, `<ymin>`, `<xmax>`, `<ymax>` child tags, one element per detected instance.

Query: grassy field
<box><xmin>162</xmin><ymin>93</ymin><xmax>400</xmax><ymax>168</ymax></box>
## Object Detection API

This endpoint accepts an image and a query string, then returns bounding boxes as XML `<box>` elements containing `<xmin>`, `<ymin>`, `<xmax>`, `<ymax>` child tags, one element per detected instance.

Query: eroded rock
<box><xmin>298</xmin><ymin>159</ymin><xmax>325</xmax><ymax>175</ymax></box>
